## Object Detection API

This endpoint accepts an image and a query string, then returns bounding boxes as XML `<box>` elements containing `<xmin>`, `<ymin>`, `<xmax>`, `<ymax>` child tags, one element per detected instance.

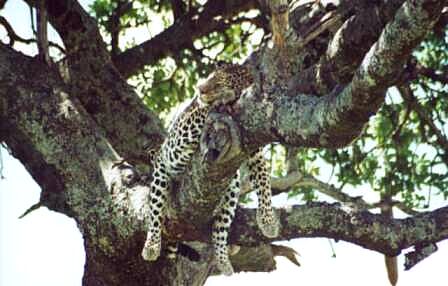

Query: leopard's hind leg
<box><xmin>142</xmin><ymin>159</ymin><xmax>170</xmax><ymax>261</ymax></box>
<box><xmin>212</xmin><ymin>173</ymin><xmax>241</xmax><ymax>275</ymax></box>
<box><xmin>248</xmin><ymin>148</ymin><xmax>280</xmax><ymax>238</ymax></box>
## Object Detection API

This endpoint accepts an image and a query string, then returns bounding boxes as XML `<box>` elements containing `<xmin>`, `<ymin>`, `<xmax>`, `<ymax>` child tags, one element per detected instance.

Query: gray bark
<box><xmin>0</xmin><ymin>0</ymin><xmax>446</xmax><ymax>285</ymax></box>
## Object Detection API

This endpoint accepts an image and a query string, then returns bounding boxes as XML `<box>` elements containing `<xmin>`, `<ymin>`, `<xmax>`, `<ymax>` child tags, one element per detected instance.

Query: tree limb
<box><xmin>0</xmin><ymin>15</ymin><xmax>35</xmax><ymax>45</ymax></box>
<box><xmin>288</xmin><ymin>0</ymin><xmax>406</xmax><ymax>95</ymax></box>
<box><xmin>0</xmin><ymin>43</ymin><xmax>116</xmax><ymax>213</ymax></box>
<box><xmin>108</xmin><ymin>1</ymin><xmax>133</xmax><ymax>58</ymax></box>
<box><xmin>236</xmin><ymin>0</ymin><xmax>443</xmax><ymax>150</ymax></box>
<box><xmin>230</xmin><ymin>203</ymin><xmax>448</xmax><ymax>259</ymax></box>
<box><xmin>415</xmin><ymin>64</ymin><xmax>448</xmax><ymax>85</ymax></box>
<box><xmin>24</xmin><ymin>0</ymin><xmax>166</xmax><ymax>165</ymax></box>
<box><xmin>149</xmin><ymin>202</ymin><xmax>448</xmax><ymax>272</ymax></box>
<box><xmin>0</xmin><ymin>43</ymin><xmax>154</xmax><ymax>257</ymax></box>
<box><xmin>404</xmin><ymin>243</ymin><xmax>438</xmax><ymax>270</ymax></box>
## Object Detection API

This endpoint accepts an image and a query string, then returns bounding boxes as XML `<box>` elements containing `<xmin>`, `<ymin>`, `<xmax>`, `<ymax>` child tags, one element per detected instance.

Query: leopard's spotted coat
<box><xmin>142</xmin><ymin>63</ymin><xmax>279</xmax><ymax>275</ymax></box>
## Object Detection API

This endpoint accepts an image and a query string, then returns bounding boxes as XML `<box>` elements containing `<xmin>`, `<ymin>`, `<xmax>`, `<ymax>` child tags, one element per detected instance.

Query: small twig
<box><xmin>108</xmin><ymin>1</ymin><xmax>133</xmax><ymax>58</ymax></box>
<box><xmin>0</xmin><ymin>16</ymin><xmax>33</xmax><ymax>45</ymax></box>
<box><xmin>425</xmin><ymin>184</ymin><xmax>432</xmax><ymax>209</ymax></box>
<box><xmin>0</xmin><ymin>16</ymin><xmax>65</xmax><ymax>54</ymax></box>
<box><xmin>29</xmin><ymin>3</ymin><xmax>36</xmax><ymax>36</ymax></box>
<box><xmin>328</xmin><ymin>239</ymin><xmax>336</xmax><ymax>258</ymax></box>
<box><xmin>228</xmin><ymin>15</ymin><xmax>269</xmax><ymax>31</ymax></box>
<box><xmin>19</xmin><ymin>202</ymin><xmax>43</xmax><ymax>219</ymax></box>
<box><xmin>0</xmin><ymin>146</ymin><xmax>4</xmax><ymax>180</ymax></box>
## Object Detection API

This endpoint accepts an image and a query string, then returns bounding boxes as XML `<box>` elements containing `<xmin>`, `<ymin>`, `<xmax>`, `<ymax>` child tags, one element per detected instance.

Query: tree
<box><xmin>0</xmin><ymin>0</ymin><xmax>447</xmax><ymax>285</ymax></box>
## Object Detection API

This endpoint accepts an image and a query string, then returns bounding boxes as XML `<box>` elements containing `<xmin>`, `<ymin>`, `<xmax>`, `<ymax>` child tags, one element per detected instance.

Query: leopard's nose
<box><xmin>198</xmin><ymin>83</ymin><xmax>208</xmax><ymax>94</ymax></box>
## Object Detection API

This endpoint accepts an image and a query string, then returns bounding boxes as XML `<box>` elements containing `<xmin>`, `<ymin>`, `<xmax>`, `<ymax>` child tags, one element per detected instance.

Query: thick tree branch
<box><xmin>289</xmin><ymin>0</ymin><xmax>406</xmax><ymax>95</ymax></box>
<box><xmin>0</xmin><ymin>44</ymin><xmax>109</xmax><ymax>212</ymax></box>
<box><xmin>152</xmin><ymin>202</ymin><xmax>448</xmax><ymax>272</ymax></box>
<box><xmin>293</xmin><ymin>1</ymin><xmax>447</xmax><ymax>96</ymax></box>
<box><xmin>230</xmin><ymin>203</ymin><xmax>448</xmax><ymax>259</ymax></box>
<box><xmin>236</xmin><ymin>0</ymin><xmax>443</xmax><ymax>150</ymax></box>
<box><xmin>0</xmin><ymin>42</ymin><xmax>154</xmax><ymax>261</ymax></box>
<box><xmin>299</xmin><ymin>0</ymin><xmax>443</xmax><ymax>145</ymax></box>
<box><xmin>25</xmin><ymin>0</ymin><xmax>166</xmax><ymax>165</ymax></box>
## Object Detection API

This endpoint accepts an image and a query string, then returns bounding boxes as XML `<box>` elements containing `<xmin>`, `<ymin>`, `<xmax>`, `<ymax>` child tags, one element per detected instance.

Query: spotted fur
<box><xmin>248</xmin><ymin>150</ymin><xmax>279</xmax><ymax>238</ymax></box>
<box><xmin>142</xmin><ymin>63</ymin><xmax>279</xmax><ymax>275</ymax></box>
<box><xmin>212</xmin><ymin>173</ymin><xmax>241</xmax><ymax>275</ymax></box>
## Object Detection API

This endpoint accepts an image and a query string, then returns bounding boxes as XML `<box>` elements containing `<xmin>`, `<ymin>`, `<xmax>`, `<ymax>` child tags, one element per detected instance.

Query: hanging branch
<box><xmin>381</xmin><ymin>193</ymin><xmax>399</xmax><ymax>286</ymax></box>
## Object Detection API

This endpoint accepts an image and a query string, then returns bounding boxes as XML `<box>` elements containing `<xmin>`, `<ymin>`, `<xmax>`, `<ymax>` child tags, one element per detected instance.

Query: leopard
<box><xmin>211</xmin><ymin>149</ymin><xmax>279</xmax><ymax>275</ymax></box>
<box><xmin>141</xmin><ymin>62</ymin><xmax>280</xmax><ymax>275</ymax></box>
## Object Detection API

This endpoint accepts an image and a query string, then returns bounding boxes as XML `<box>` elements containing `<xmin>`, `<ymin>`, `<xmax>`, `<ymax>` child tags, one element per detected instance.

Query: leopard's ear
<box><xmin>216</xmin><ymin>61</ymin><xmax>230</xmax><ymax>69</ymax></box>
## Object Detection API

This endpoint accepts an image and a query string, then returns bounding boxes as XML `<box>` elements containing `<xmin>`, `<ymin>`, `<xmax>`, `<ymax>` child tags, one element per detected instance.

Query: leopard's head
<box><xmin>198</xmin><ymin>62</ymin><xmax>254</xmax><ymax>107</ymax></box>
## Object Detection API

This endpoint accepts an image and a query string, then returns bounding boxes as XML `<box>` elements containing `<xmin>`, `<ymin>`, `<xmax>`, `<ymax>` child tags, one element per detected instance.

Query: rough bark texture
<box><xmin>0</xmin><ymin>0</ymin><xmax>446</xmax><ymax>285</ymax></box>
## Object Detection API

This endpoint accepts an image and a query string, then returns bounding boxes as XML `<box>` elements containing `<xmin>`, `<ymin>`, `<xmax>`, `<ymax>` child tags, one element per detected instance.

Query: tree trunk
<box><xmin>0</xmin><ymin>0</ymin><xmax>446</xmax><ymax>285</ymax></box>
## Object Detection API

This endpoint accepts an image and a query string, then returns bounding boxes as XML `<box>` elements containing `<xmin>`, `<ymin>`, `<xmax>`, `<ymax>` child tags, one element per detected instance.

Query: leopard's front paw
<box><xmin>141</xmin><ymin>231</ymin><xmax>161</xmax><ymax>261</ymax></box>
<box><xmin>256</xmin><ymin>208</ymin><xmax>280</xmax><ymax>238</ymax></box>
<box><xmin>217</xmin><ymin>258</ymin><xmax>234</xmax><ymax>276</ymax></box>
